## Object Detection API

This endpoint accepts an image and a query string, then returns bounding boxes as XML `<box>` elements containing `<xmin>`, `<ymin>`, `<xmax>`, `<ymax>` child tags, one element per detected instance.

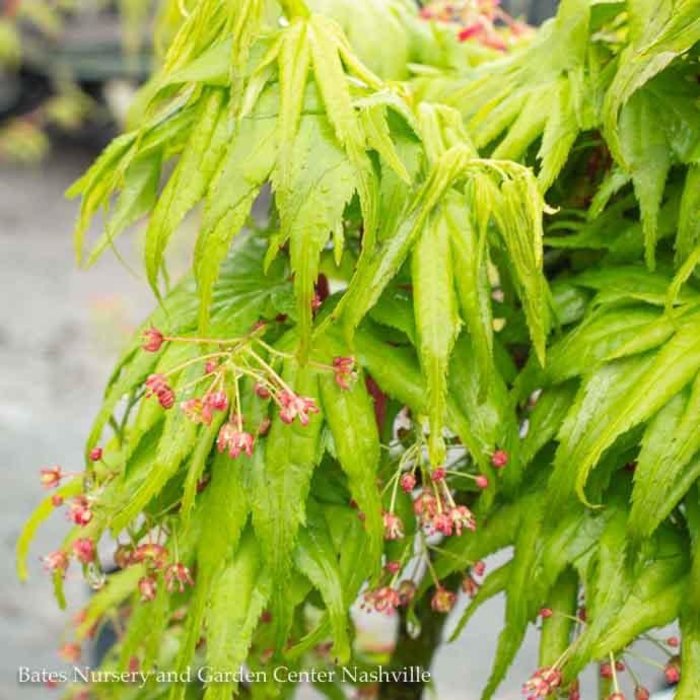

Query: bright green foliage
<box><xmin>18</xmin><ymin>0</ymin><xmax>700</xmax><ymax>699</ymax></box>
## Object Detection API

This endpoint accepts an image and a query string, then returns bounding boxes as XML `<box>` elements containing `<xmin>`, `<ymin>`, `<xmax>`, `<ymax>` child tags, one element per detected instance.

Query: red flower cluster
<box><xmin>523</xmin><ymin>667</ymin><xmax>563</xmax><ymax>699</ymax></box>
<box><xmin>413</xmin><ymin>491</ymin><xmax>476</xmax><ymax>536</ymax></box>
<box><xmin>362</xmin><ymin>586</ymin><xmax>402</xmax><ymax>614</ymax></box>
<box><xmin>181</xmin><ymin>390</ymin><xmax>229</xmax><ymax>425</ymax></box>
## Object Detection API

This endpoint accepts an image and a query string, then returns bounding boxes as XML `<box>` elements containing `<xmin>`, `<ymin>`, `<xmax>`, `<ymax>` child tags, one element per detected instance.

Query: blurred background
<box><xmin>0</xmin><ymin>2</ymin><xmax>667</xmax><ymax>700</ymax></box>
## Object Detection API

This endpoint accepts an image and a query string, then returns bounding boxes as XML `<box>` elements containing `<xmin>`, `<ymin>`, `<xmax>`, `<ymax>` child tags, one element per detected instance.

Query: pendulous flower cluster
<box><xmin>140</xmin><ymin>324</ymin><xmax>354</xmax><ymax>462</ymax></box>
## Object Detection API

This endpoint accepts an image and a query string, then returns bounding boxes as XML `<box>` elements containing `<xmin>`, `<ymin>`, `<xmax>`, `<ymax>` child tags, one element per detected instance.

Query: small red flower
<box><xmin>664</xmin><ymin>662</ymin><xmax>680</xmax><ymax>684</ymax></box>
<box><xmin>158</xmin><ymin>387</ymin><xmax>176</xmax><ymax>409</ymax></box>
<box><xmin>523</xmin><ymin>666</ymin><xmax>562</xmax><ymax>698</ymax></box>
<box><xmin>114</xmin><ymin>544</ymin><xmax>132</xmax><ymax>569</ymax></box>
<box><xmin>332</xmin><ymin>356</ymin><xmax>357</xmax><ymax>390</ymax></box>
<box><xmin>433</xmin><ymin>512</ymin><xmax>453</xmax><ymax>536</ymax></box>
<box><xmin>667</xmin><ymin>635</ymin><xmax>680</xmax><ymax>647</ymax></box>
<box><xmin>204</xmin><ymin>360</ymin><xmax>218</xmax><ymax>375</ymax></box>
<box><xmin>58</xmin><ymin>642</ymin><xmax>81</xmax><ymax>663</ymax></box>
<box><xmin>131</xmin><ymin>543</ymin><xmax>169</xmax><ymax>569</ymax></box>
<box><xmin>398</xmin><ymin>580</ymin><xmax>417</xmax><ymax>606</ymax></box>
<box><xmin>204</xmin><ymin>390</ymin><xmax>228</xmax><ymax>412</ymax></box>
<box><xmin>138</xmin><ymin>576</ymin><xmax>158</xmax><ymax>601</ymax></box>
<box><xmin>72</xmin><ymin>538</ymin><xmax>96</xmax><ymax>564</ymax></box>
<box><xmin>145</xmin><ymin>374</ymin><xmax>175</xmax><ymax>409</ymax></box>
<box><xmin>634</xmin><ymin>687</ymin><xmax>650</xmax><ymax>700</ymax></box>
<box><xmin>462</xmin><ymin>575</ymin><xmax>479</xmax><ymax>597</ymax></box>
<box><xmin>180</xmin><ymin>398</ymin><xmax>203</xmax><ymax>423</ymax></box>
<box><xmin>217</xmin><ymin>423</ymin><xmax>255</xmax><ymax>458</ymax></box>
<box><xmin>430</xmin><ymin>587</ymin><xmax>456</xmax><ymax>613</ymax></box>
<box><xmin>385</xmin><ymin>560</ymin><xmax>401</xmax><ymax>575</ymax></box>
<box><xmin>257</xmin><ymin>417</ymin><xmax>271</xmax><ymax>436</ymax></box>
<box><xmin>608</xmin><ymin>693</ymin><xmax>625</xmax><ymax>700</ymax></box>
<box><xmin>68</xmin><ymin>496</ymin><xmax>93</xmax><ymax>526</ymax></box>
<box><xmin>43</xmin><ymin>550</ymin><xmax>69</xmax><ymax>576</ymax></box>
<box><xmin>475</xmin><ymin>474</ymin><xmax>489</xmax><ymax>489</ymax></box>
<box><xmin>89</xmin><ymin>446</ymin><xmax>103</xmax><ymax>462</ymax></box>
<box><xmin>255</xmin><ymin>383</ymin><xmax>271</xmax><ymax>399</ymax></box>
<box><xmin>40</xmin><ymin>466</ymin><xmax>64</xmax><ymax>489</ymax></box>
<box><xmin>362</xmin><ymin>586</ymin><xmax>401</xmax><ymax>614</ymax></box>
<box><xmin>490</xmin><ymin>449</ymin><xmax>509</xmax><ymax>468</ymax></box>
<box><xmin>400</xmin><ymin>473</ymin><xmax>416</xmax><ymax>492</ymax></box>
<box><xmin>600</xmin><ymin>663</ymin><xmax>613</xmax><ymax>679</ymax></box>
<box><xmin>278</xmin><ymin>390</ymin><xmax>320</xmax><ymax>426</ymax></box>
<box><xmin>473</xmin><ymin>560</ymin><xmax>486</xmax><ymax>577</ymax></box>
<box><xmin>449</xmin><ymin>505</ymin><xmax>476</xmax><ymax>535</ymax></box>
<box><xmin>165</xmin><ymin>563</ymin><xmax>195</xmax><ymax>593</ymax></box>
<box><xmin>539</xmin><ymin>607</ymin><xmax>553</xmax><ymax>619</ymax></box>
<box><xmin>51</xmin><ymin>494</ymin><xmax>64</xmax><ymax>507</ymax></box>
<box><xmin>413</xmin><ymin>491</ymin><xmax>438</xmax><ymax>520</ymax></box>
<box><xmin>431</xmin><ymin>467</ymin><xmax>446</xmax><ymax>482</ymax></box>
<box><xmin>142</xmin><ymin>326</ymin><xmax>165</xmax><ymax>352</ymax></box>
<box><xmin>383</xmin><ymin>511</ymin><xmax>405</xmax><ymax>540</ymax></box>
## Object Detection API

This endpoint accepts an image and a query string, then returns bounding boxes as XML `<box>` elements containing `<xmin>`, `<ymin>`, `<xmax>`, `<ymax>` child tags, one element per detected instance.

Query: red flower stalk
<box><xmin>72</xmin><ymin>538</ymin><xmax>96</xmax><ymax>564</ymax></box>
<box><xmin>68</xmin><ymin>496</ymin><xmax>93</xmax><ymax>526</ymax></box>
<box><xmin>165</xmin><ymin>563</ymin><xmax>195</xmax><ymax>593</ymax></box>
<box><xmin>40</xmin><ymin>466</ymin><xmax>64</xmax><ymax>489</ymax></box>
<box><xmin>142</xmin><ymin>326</ymin><xmax>165</xmax><ymax>352</ymax></box>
